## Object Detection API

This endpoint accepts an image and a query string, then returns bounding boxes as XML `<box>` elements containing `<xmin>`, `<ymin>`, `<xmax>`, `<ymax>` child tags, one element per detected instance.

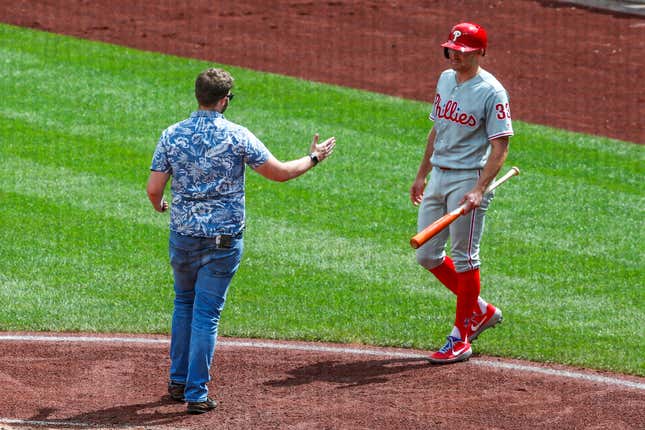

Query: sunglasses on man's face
<box><xmin>226</xmin><ymin>93</ymin><xmax>235</xmax><ymax>101</ymax></box>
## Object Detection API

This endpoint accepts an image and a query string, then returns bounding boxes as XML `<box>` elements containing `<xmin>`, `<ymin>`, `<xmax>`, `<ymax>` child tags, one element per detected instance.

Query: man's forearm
<box><xmin>416</xmin><ymin>129</ymin><xmax>436</xmax><ymax>180</ymax></box>
<box><xmin>476</xmin><ymin>138</ymin><xmax>509</xmax><ymax>192</ymax></box>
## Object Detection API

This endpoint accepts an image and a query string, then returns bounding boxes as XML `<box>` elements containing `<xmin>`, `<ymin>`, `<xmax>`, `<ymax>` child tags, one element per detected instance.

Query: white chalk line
<box><xmin>1</xmin><ymin>334</ymin><xmax>643</xmax><ymax>394</ymax></box>
<box><xmin>0</xmin><ymin>417</ymin><xmax>93</xmax><ymax>427</ymax></box>
<box><xmin>0</xmin><ymin>418</ymin><xmax>190</xmax><ymax>430</ymax></box>
<box><xmin>0</xmin><ymin>418</ymin><xmax>101</xmax><ymax>428</ymax></box>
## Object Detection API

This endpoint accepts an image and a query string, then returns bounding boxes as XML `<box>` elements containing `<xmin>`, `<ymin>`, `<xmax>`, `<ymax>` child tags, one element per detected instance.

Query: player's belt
<box><xmin>436</xmin><ymin>167</ymin><xmax>482</xmax><ymax>171</ymax></box>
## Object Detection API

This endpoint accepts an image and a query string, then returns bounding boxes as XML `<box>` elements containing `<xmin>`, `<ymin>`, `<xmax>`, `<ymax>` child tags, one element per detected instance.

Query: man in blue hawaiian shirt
<box><xmin>147</xmin><ymin>68</ymin><xmax>336</xmax><ymax>414</ymax></box>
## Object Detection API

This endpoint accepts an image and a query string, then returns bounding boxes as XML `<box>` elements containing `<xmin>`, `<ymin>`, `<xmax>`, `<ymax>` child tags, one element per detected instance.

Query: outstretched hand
<box><xmin>310</xmin><ymin>133</ymin><xmax>336</xmax><ymax>163</ymax></box>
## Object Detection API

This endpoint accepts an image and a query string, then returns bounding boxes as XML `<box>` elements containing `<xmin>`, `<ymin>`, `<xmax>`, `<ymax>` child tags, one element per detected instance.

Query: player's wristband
<box><xmin>309</xmin><ymin>152</ymin><xmax>319</xmax><ymax>166</ymax></box>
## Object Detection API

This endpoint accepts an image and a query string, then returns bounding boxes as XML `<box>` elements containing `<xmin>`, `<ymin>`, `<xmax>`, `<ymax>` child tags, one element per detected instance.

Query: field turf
<box><xmin>0</xmin><ymin>24</ymin><xmax>642</xmax><ymax>375</ymax></box>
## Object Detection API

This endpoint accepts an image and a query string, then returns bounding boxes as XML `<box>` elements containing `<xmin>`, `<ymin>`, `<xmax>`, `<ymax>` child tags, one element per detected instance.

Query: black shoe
<box><xmin>167</xmin><ymin>381</ymin><xmax>185</xmax><ymax>402</ymax></box>
<box><xmin>187</xmin><ymin>397</ymin><xmax>217</xmax><ymax>414</ymax></box>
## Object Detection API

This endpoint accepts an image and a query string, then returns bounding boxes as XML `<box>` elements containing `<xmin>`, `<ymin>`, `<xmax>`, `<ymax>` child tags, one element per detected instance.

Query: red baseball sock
<box><xmin>454</xmin><ymin>268</ymin><xmax>481</xmax><ymax>341</ymax></box>
<box><xmin>428</xmin><ymin>256</ymin><xmax>459</xmax><ymax>295</ymax></box>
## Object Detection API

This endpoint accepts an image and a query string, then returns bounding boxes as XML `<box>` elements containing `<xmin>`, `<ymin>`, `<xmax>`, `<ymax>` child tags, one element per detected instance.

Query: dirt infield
<box><xmin>1</xmin><ymin>334</ymin><xmax>644</xmax><ymax>429</ymax></box>
<box><xmin>1</xmin><ymin>0</ymin><xmax>644</xmax><ymax>143</ymax></box>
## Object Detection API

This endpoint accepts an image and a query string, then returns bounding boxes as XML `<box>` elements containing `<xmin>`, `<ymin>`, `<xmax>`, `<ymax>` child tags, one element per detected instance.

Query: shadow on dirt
<box><xmin>265</xmin><ymin>357</ymin><xmax>430</xmax><ymax>388</ymax></box>
<box><xmin>23</xmin><ymin>397</ymin><xmax>187</xmax><ymax>428</ymax></box>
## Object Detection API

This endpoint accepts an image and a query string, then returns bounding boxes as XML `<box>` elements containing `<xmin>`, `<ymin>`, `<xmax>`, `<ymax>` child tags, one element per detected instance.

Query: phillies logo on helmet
<box><xmin>441</xmin><ymin>22</ymin><xmax>488</xmax><ymax>58</ymax></box>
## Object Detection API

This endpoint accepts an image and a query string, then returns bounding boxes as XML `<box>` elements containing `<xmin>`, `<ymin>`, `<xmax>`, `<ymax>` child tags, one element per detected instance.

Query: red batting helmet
<box><xmin>441</xmin><ymin>22</ymin><xmax>487</xmax><ymax>58</ymax></box>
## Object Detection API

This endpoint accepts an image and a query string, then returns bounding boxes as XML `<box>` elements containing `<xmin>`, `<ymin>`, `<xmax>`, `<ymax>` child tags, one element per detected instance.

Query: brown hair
<box><xmin>195</xmin><ymin>68</ymin><xmax>234</xmax><ymax>107</ymax></box>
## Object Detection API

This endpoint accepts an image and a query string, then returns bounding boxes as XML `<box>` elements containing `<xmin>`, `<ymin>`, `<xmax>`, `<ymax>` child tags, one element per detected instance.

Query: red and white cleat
<box><xmin>428</xmin><ymin>336</ymin><xmax>472</xmax><ymax>364</ymax></box>
<box><xmin>468</xmin><ymin>304</ymin><xmax>503</xmax><ymax>342</ymax></box>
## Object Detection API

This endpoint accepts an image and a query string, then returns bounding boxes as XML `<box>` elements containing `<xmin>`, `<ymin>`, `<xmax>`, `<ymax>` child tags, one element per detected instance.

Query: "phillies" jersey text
<box><xmin>434</xmin><ymin>94</ymin><xmax>477</xmax><ymax>127</ymax></box>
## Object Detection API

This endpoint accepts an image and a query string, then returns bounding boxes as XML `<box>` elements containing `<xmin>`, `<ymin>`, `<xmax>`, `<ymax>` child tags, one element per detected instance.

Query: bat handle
<box><xmin>484</xmin><ymin>166</ymin><xmax>520</xmax><ymax>194</ymax></box>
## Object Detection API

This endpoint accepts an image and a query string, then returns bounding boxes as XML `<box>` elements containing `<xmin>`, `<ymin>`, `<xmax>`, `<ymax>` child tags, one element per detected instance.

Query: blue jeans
<box><xmin>168</xmin><ymin>231</ymin><xmax>243</xmax><ymax>403</ymax></box>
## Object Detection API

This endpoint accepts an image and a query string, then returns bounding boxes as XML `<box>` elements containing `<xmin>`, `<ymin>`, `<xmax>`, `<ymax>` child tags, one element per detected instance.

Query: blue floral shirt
<box><xmin>150</xmin><ymin>110</ymin><xmax>270</xmax><ymax>237</ymax></box>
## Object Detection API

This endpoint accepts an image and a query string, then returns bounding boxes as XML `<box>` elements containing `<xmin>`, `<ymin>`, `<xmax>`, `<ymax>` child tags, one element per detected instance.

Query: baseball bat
<box><xmin>410</xmin><ymin>166</ymin><xmax>520</xmax><ymax>249</ymax></box>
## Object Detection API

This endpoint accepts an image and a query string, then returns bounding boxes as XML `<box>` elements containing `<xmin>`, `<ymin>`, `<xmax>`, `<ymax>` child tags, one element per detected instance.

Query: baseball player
<box><xmin>409</xmin><ymin>22</ymin><xmax>514</xmax><ymax>364</ymax></box>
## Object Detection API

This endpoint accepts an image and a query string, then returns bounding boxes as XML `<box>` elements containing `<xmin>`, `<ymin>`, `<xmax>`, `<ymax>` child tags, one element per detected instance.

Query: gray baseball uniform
<box><xmin>416</xmin><ymin>68</ymin><xmax>513</xmax><ymax>273</ymax></box>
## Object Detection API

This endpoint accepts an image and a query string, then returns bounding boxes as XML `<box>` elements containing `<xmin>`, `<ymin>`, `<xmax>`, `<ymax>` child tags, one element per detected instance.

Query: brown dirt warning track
<box><xmin>1</xmin><ymin>1</ymin><xmax>644</xmax><ymax>429</ymax></box>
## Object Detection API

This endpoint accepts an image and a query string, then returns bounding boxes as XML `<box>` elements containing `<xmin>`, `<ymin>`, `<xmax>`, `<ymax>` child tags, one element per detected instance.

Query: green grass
<box><xmin>0</xmin><ymin>24</ymin><xmax>643</xmax><ymax>375</ymax></box>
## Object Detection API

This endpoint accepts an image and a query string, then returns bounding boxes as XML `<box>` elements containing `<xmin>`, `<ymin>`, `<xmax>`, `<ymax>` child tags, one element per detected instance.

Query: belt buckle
<box><xmin>216</xmin><ymin>235</ymin><xmax>233</xmax><ymax>249</ymax></box>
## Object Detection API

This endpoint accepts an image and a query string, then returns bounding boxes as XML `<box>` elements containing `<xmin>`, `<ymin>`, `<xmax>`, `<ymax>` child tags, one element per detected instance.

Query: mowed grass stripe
<box><xmin>0</xmin><ymin>24</ymin><xmax>643</xmax><ymax>374</ymax></box>
<box><xmin>2</xmin><ymin>154</ymin><xmax>417</xmax><ymax>284</ymax></box>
